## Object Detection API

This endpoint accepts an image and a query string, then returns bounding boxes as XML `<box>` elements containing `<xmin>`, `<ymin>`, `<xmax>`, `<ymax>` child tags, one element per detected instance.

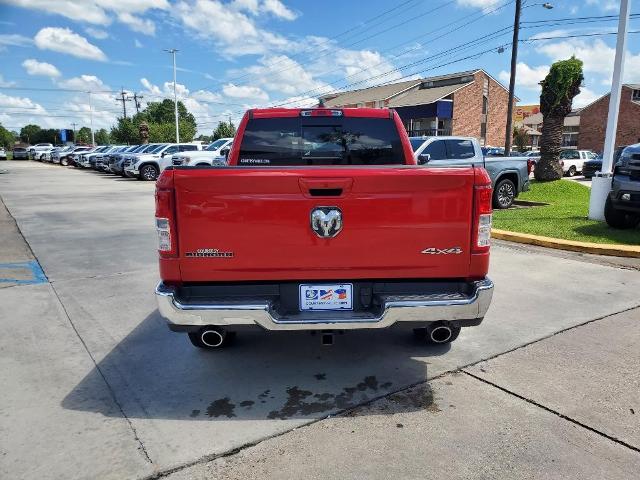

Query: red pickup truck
<box><xmin>155</xmin><ymin>107</ymin><xmax>494</xmax><ymax>349</ymax></box>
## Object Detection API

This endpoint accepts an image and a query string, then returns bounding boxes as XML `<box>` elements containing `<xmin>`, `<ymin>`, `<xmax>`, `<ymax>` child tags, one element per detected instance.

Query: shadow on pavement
<box><xmin>62</xmin><ymin>310</ymin><xmax>448</xmax><ymax>422</ymax></box>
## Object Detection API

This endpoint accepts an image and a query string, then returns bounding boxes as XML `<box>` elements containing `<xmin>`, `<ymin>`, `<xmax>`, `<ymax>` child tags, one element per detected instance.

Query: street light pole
<box><xmin>588</xmin><ymin>0</ymin><xmax>631</xmax><ymax>220</ymax></box>
<box><xmin>164</xmin><ymin>48</ymin><xmax>180</xmax><ymax>143</ymax></box>
<box><xmin>88</xmin><ymin>91</ymin><xmax>95</xmax><ymax>146</ymax></box>
<box><xmin>504</xmin><ymin>0</ymin><xmax>522</xmax><ymax>156</ymax></box>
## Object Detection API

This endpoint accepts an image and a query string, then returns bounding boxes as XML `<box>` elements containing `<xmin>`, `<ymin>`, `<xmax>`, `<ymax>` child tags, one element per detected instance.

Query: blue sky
<box><xmin>0</xmin><ymin>0</ymin><xmax>639</xmax><ymax>135</ymax></box>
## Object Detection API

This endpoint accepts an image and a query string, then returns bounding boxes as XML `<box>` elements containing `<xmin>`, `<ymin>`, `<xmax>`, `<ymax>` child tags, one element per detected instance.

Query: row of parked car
<box><xmin>30</xmin><ymin>138</ymin><xmax>233</xmax><ymax>180</ymax></box>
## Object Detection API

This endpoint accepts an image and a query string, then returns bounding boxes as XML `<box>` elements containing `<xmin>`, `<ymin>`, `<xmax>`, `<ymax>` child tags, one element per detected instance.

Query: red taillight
<box><xmin>472</xmin><ymin>168</ymin><xmax>493</xmax><ymax>254</ymax></box>
<box><xmin>527</xmin><ymin>159</ymin><xmax>534</xmax><ymax>175</ymax></box>
<box><xmin>155</xmin><ymin>187</ymin><xmax>177</xmax><ymax>257</ymax></box>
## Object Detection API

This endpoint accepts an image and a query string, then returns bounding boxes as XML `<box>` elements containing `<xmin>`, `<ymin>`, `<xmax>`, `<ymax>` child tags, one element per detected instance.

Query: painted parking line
<box><xmin>0</xmin><ymin>260</ymin><xmax>48</xmax><ymax>285</ymax></box>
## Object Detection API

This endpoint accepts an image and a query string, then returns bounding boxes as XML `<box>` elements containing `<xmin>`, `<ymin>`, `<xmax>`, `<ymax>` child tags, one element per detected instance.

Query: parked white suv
<box><xmin>125</xmin><ymin>143</ymin><xmax>201</xmax><ymax>181</ymax></box>
<box><xmin>30</xmin><ymin>143</ymin><xmax>54</xmax><ymax>160</ymax></box>
<box><xmin>161</xmin><ymin>137</ymin><xmax>232</xmax><ymax>171</ymax></box>
<box><xmin>559</xmin><ymin>149</ymin><xmax>598</xmax><ymax>177</ymax></box>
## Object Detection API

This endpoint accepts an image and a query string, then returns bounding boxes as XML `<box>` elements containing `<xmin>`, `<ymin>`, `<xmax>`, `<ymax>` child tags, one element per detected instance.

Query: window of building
<box><xmin>632</xmin><ymin>89</ymin><xmax>640</xmax><ymax>102</ymax></box>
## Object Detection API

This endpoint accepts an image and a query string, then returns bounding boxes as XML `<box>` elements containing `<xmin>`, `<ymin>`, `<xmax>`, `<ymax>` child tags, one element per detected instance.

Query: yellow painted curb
<box><xmin>492</xmin><ymin>228</ymin><xmax>640</xmax><ymax>259</ymax></box>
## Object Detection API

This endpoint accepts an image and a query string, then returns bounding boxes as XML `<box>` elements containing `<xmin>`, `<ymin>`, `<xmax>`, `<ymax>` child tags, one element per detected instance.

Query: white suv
<box><xmin>125</xmin><ymin>143</ymin><xmax>201</xmax><ymax>181</ymax></box>
<box><xmin>161</xmin><ymin>138</ymin><xmax>232</xmax><ymax>171</ymax></box>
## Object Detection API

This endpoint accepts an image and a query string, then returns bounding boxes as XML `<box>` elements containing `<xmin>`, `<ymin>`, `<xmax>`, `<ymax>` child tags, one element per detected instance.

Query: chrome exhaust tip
<box><xmin>428</xmin><ymin>324</ymin><xmax>453</xmax><ymax>344</ymax></box>
<box><xmin>200</xmin><ymin>328</ymin><xmax>226</xmax><ymax>348</ymax></box>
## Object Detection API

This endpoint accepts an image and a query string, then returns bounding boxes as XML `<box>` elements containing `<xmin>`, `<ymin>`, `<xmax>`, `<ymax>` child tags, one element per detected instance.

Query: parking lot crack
<box><xmin>462</xmin><ymin>370</ymin><xmax>640</xmax><ymax>455</ymax></box>
<box><xmin>49</xmin><ymin>283</ymin><xmax>154</xmax><ymax>466</ymax></box>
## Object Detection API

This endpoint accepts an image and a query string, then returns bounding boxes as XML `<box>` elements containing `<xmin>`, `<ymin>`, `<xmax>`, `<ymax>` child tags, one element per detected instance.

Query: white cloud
<box><xmin>22</xmin><ymin>59</ymin><xmax>62</xmax><ymax>78</ymax></box>
<box><xmin>536</xmin><ymin>38</ymin><xmax>640</xmax><ymax>84</ymax></box>
<box><xmin>456</xmin><ymin>0</ymin><xmax>500</xmax><ymax>12</ymax></box>
<box><xmin>0</xmin><ymin>74</ymin><xmax>16</xmax><ymax>87</ymax></box>
<box><xmin>0</xmin><ymin>0</ymin><xmax>169</xmax><ymax>34</ymax></box>
<box><xmin>58</xmin><ymin>74</ymin><xmax>109</xmax><ymax>91</ymax></box>
<box><xmin>0</xmin><ymin>33</ymin><xmax>33</xmax><ymax>48</ymax></box>
<box><xmin>222</xmin><ymin>83</ymin><xmax>269</xmax><ymax>101</ymax></box>
<box><xmin>34</xmin><ymin>27</ymin><xmax>107</xmax><ymax>61</ymax></box>
<box><xmin>117</xmin><ymin>12</ymin><xmax>157</xmax><ymax>36</ymax></box>
<box><xmin>134</xmin><ymin>39</ymin><xmax>143</xmax><ymax>48</ymax></box>
<box><xmin>243</xmin><ymin>54</ymin><xmax>331</xmax><ymax>97</ymax></box>
<box><xmin>84</xmin><ymin>27</ymin><xmax>109</xmax><ymax>39</ymax></box>
<box><xmin>335</xmin><ymin>48</ymin><xmax>404</xmax><ymax>88</ymax></box>
<box><xmin>585</xmin><ymin>0</ymin><xmax>619</xmax><ymax>12</ymax></box>
<box><xmin>499</xmin><ymin>62</ymin><xmax>548</xmax><ymax>90</ymax></box>
<box><xmin>140</xmin><ymin>78</ymin><xmax>162</xmax><ymax>95</ymax></box>
<box><xmin>174</xmin><ymin>0</ymin><xmax>292</xmax><ymax>56</ymax></box>
<box><xmin>262</xmin><ymin>0</ymin><xmax>297</xmax><ymax>20</ymax></box>
<box><xmin>572</xmin><ymin>87</ymin><xmax>602</xmax><ymax>108</ymax></box>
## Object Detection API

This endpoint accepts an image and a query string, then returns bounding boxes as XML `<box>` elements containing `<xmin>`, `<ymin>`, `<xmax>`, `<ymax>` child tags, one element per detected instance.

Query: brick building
<box><xmin>321</xmin><ymin>69</ymin><xmax>513</xmax><ymax>146</ymax></box>
<box><xmin>578</xmin><ymin>84</ymin><xmax>640</xmax><ymax>152</ymax></box>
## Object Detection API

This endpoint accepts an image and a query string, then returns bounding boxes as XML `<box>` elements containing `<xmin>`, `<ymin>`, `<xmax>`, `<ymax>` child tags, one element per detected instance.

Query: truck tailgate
<box><xmin>173</xmin><ymin>167</ymin><xmax>475</xmax><ymax>281</ymax></box>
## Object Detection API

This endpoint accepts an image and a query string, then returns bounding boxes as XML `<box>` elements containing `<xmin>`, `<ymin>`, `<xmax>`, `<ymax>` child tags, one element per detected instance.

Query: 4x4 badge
<box><xmin>421</xmin><ymin>247</ymin><xmax>463</xmax><ymax>255</ymax></box>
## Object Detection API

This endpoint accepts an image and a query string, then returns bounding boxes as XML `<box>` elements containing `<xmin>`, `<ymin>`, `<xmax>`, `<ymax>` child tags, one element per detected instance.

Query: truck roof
<box><xmin>248</xmin><ymin>107</ymin><xmax>394</xmax><ymax>119</ymax></box>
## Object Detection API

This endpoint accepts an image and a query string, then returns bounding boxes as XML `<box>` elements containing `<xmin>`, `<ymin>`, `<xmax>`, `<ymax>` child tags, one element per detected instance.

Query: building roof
<box><xmin>322</xmin><ymin>79</ymin><xmax>421</xmax><ymax>107</ymax></box>
<box><xmin>322</xmin><ymin>69</ymin><xmax>514</xmax><ymax>108</ymax></box>
<box><xmin>388</xmin><ymin>82</ymin><xmax>469</xmax><ymax>107</ymax></box>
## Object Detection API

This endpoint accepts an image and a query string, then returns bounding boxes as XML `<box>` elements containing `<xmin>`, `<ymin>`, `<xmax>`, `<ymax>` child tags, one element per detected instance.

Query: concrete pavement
<box><xmin>0</xmin><ymin>161</ymin><xmax>638</xmax><ymax>479</ymax></box>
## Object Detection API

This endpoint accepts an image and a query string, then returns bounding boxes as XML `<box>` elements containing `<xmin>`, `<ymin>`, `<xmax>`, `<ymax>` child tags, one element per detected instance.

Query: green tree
<box><xmin>535</xmin><ymin>57</ymin><xmax>584</xmax><ymax>181</ymax></box>
<box><xmin>212</xmin><ymin>120</ymin><xmax>236</xmax><ymax>140</ymax></box>
<box><xmin>110</xmin><ymin>99</ymin><xmax>198</xmax><ymax>144</ymax></box>
<box><xmin>76</xmin><ymin>127</ymin><xmax>92</xmax><ymax>144</ymax></box>
<box><xmin>195</xmin><ymin>134</ymin><xmax>212</xmax><ymax>143</ymax></box>
<box><xmin>0</xmin><ymin>124</ymin><xmax>15</xmax><ymax>149</ymax></box>
<box><xmin>110</xmin><ymin>117</ymin><xmax>139</xmax><ymax>144</ymax></box>
<box><xmin>513</xmin><ymin>126</ymin><xmax>529</xmax><ymax>153</ymax></box>
<box><xmin>20</xmin><ymin>124</ymin><xmax>41</xmax><ymax>144</ymax></box>
<box><xmin>94</xmin><ymin>128</ymin><xmax>111</xmax><ymax>145</ymax></box>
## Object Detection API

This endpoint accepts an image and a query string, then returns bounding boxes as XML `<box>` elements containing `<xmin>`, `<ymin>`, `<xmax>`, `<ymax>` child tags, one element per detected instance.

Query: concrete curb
<box><xmin>492</xmin><ymin>228</ymin><xmax>640</xmax><ymax>259</ymax></box>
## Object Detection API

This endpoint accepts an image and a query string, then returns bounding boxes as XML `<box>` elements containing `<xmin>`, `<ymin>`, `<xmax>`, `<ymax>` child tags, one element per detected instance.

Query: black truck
<box><xmin>605</xmin><ymin>143</ymin><xmax>640</xmax><ymax>229</ymax></box>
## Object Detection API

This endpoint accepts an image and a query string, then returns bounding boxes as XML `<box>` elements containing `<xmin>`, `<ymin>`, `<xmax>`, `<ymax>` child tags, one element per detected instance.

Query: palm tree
<box><xmin>535</xmin><ymin>57</ymin><xmax>584</xmax><ymax>181</ymax></box>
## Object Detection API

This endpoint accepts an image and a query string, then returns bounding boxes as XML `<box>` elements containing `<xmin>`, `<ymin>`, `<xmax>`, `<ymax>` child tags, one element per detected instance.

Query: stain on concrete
<box><xmin>206</xmin><ymin>398</ymin><xmax>236</xmax><ymax>418</ymax></box>
<box><xmin>387</xmin><ymin>384</ymin><xmax>440</xmax><ymax>413</ymax></box>
<box><xmin>266</xmin><ymin>376</ymin><xmax>393</xmax><ymax>420</ymax></box>
<box><xmin>314</xmin><ymin>373</ymin><xmax>326</xmax><ymax>380</ymax></box>
<box><xmin>240</xmin><ymin>400</ymin><xmax>254</xmax><ymax>408</ymax></box>
<box><xmin>190</xmin><ymin>409</ymin><xmax>200</xmax><ymax>418</ymax></box>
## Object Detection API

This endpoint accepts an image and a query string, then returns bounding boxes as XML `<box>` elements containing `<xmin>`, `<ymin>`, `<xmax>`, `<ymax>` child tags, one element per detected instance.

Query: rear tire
<box><xmin>140</xmin><ymin>164</ymin><xmax>159</xmax><ymax>181</ymax></box>
<box><xmin>605</xmin><ymin>196</ymin><xmax>640</xmax><ymax>229</ymax></box>
<box><xmin>61</xmin><ymin>157</ymin><xmax>69</xmax><ymax>166</ymax></box>
<box><xmin>493</xmin><ymin>178</ymin><xmax>516</xmax><ymax>209</ymax></box>
<box><xmin>567</xmin><ymin>165</ymin><xmax>577</xmax><ymax>177</ymax></box>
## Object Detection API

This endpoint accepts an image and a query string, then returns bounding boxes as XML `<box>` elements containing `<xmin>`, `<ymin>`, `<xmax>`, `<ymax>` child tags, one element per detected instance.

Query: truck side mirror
<box><xmin>221</xmin><ymin>149</ymin><xmax>230</xmax><ymax>158</ymax></box>
<box><xmin>418</xmin><ymin>153</ymin><xmax>430</xmax><ymax>165</ymax></box>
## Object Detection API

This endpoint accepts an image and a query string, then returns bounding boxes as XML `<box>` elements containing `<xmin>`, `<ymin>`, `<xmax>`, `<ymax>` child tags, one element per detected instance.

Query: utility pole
<box><xmin>115</xmin><ymin>88</ymin><xmax>133</xmax><ymax>119</ymax></box>
<box><xmin>504</xmin><ymin>0</ymin><xmax>521</xmax><ymax>156</ymax></box>
<box><xmin>589</xmin><ymin>0</ymin><xmax>631</xmax><ymax>220</ymax></box>
<box><xmin>164</xmin><ymin>48</ymin><xmax>180</xmax><ymax>143</ymax></box>
<box><xmin>504</xmin><ymin>2</ymin><xmax>553</xmax><ymax>155</ymax></box>
<box><xmin>133</xmin><ymin>92</ymin><xmax>144</xmax><ymax>115</ymax></box>
<box><xmin>88</xmin><ymin>91</ymin><xmax>95</xmax><ymax>146</ymax></box>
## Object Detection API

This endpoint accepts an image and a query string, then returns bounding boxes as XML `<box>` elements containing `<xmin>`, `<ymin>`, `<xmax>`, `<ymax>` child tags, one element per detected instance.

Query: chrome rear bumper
<box><xmin>156</xmin><ymin>278</ymin><xmax>494</xmax><ymax>331</ymax></box>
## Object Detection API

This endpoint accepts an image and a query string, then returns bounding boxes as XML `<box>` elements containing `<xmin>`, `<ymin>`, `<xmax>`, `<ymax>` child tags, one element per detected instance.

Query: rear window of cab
<box><xmin>238</xmin><ymin>117</ymin><xmax>405</xmax><ymax>166</ymax></box>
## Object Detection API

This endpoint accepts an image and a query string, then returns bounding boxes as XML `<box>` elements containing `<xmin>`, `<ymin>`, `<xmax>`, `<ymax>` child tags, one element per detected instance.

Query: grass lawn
<box><xmin>493</xmin><ymin>180</ymin><xmax>640</xmax><ymax>246</ymax></box>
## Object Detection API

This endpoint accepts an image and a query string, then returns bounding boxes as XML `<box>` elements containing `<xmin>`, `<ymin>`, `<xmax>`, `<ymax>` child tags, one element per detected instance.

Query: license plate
<box><xmin>299</xmin><ymin>284</ymin><xmax>353</xmax><ymax>311</ymax></box>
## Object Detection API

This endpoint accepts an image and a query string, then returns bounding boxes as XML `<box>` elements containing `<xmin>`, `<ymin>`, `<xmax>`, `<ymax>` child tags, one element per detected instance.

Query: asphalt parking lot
<box><xmin>1</xmin><ymin>161</ymin><xmax>639</xmax><ymax>480</ymax></box>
